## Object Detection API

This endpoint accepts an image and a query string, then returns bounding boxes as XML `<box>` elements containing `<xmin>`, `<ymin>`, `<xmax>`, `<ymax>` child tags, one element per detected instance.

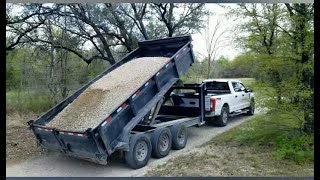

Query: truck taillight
<box><xmin>210</xmin><ymin>98</ymin><xmax>216</xmax><ymax>111</ymax></box>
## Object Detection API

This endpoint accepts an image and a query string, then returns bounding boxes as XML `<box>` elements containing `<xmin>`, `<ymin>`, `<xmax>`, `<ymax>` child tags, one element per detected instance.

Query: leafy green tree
<box><xmin>231</xmin><ymin>3</ymin><xmax>314</xmax><ymax>133</ymax></box>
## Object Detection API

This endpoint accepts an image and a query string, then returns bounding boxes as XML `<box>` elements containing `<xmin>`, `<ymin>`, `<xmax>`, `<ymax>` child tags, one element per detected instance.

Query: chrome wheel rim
<box><xmin>135</xmin><ymin>141</ymin><xmax>148</xmax><ymax>161</ymax></box>
<box><xmin>159</xmin><ymin>134</ymin><xmax>169</xmax><ymax>152</ymax></box>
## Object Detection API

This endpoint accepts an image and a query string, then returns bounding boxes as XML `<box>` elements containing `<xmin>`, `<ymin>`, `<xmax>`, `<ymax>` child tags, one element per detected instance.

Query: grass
<box><xmin>6</xmin><ymin>90</ymin><xmax>57</xmax><ymax>114</ymax></box>
<box><xmin>146</xmin><ymin>112</ymin><xmax>314</xmax><ymax>176</ymax></box>
<box><xmin>146</xmin><ymin>145</ymin><xmax>313</xmax><ymax>177</ymax></box>
<box><xmin>207</xmin><ymin>112</ymin><xmax>314</xmax><ymax>164</ymax></box>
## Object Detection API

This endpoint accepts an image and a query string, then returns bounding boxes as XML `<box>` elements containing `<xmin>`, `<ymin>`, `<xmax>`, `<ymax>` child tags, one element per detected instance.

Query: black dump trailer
<box><xmin>28</xmin><ymin>35</ymin><xmax>207</xmax><ymax>169</ymax></box>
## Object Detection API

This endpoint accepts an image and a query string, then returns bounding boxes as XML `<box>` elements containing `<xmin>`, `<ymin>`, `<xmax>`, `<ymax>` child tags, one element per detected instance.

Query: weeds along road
<box><xmin>6</xmin><ymin>111</ymin><xmax>262</xmax><ymax>177</ymax></box>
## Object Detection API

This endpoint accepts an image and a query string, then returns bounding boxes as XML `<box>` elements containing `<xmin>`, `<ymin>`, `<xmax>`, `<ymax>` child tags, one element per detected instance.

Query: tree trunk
<box><xmin>207</xmin><ymin>57</ymin><xmax>211</xmax><ymax>79</ymax></box>
<box><xmin>131</xmin><ymin>3</ymin><xmax>149</xmax><ymax>40</ymax></box>
<box><xmin>47</xmin><ymin>23</ymin><xmax>58</xmax><ymax>103</ymax></box>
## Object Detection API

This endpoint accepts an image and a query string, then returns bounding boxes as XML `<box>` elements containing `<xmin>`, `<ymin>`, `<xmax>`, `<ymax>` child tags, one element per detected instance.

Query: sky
<box><xmin>191</xmin><ymin>3</ymin><xmax>242</xmax><ymax>61</ymax></box>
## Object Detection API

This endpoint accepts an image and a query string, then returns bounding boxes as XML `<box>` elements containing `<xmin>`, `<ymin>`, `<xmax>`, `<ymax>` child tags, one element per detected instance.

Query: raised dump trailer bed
<box><xmin>28</xmin><ymin>35</ymin><xmax>206</xmax><ymax>169</ymax></box>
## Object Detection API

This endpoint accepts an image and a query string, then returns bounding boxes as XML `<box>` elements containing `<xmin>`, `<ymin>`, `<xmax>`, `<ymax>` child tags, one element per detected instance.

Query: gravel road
<box><xmin>6</xmin><ymin>111</ymin><xmax>261</xmax><ymax>177</ymax></box>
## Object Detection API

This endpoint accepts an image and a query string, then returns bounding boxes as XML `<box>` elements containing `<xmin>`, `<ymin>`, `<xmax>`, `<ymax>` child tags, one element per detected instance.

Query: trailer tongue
<box><xmin>28</xmin><ymin>35</ymin><xmax>206</xmax><ymax>169</ymax></box>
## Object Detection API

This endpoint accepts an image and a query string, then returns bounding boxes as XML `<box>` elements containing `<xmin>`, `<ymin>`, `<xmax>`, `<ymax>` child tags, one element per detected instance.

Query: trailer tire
<box><xmin>125</xmin><ymin>134</ymin><xmax>152</xmax><ymax>169</ymax></box>
<box><xmin>170</xmin><ymin>124</ymin><xmax>187</xmax><ymax>150</ymax></box>
<box><xmin>215</xmin><ymin>106</ymin><xmax>229</xmax><ymax>127</ymax></box>
<box><xmin>151</xmin><ymin>128</ymin><xmax>172</xmax><ymax>158</ymax></box>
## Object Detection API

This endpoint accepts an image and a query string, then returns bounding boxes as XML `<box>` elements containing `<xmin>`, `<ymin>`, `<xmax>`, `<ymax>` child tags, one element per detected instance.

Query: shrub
<box><xmin>275</xmin><ymin>134</ymin><xmax>314</xmax><ymax>164</ymax></box>
<box><xmin>211</xmin><ymin>112</ymin><xmax>314</xmax><ymax>164</ymax></box>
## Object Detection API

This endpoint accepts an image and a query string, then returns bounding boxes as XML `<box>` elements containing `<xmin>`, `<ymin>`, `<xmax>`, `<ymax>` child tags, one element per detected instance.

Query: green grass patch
<box><xmin>6</xmin><ymin>91</ymin><xmax>56</xmax><ymax>114</ymax></box>
<box><xmin>275</xmin><ymin>134</ymin><xmax>314</xmax><ymax>164</ymax></box>
<box><xmin>208</xmin><ymin>112</ymin><xmax>314</xmax><ymax>164</ymax></box>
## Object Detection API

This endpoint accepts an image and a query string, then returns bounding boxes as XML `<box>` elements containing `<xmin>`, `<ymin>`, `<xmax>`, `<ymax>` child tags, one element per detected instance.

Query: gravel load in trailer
<box><xmin>46</xmin><ymin>57</ymin><xmax>170</xmax><ymax>131</ymax></box>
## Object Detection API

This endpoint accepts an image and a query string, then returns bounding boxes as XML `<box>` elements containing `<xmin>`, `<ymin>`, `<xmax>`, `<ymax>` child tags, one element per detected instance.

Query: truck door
<box><xmin>231</xmin><ymin>82</ymin><xmax>242</xmax><ymax>110</ymax></box>
<box><xmin>238</xmin><ymin>82</ymin><xmax>251</xmax><ymax>108</ymax></box>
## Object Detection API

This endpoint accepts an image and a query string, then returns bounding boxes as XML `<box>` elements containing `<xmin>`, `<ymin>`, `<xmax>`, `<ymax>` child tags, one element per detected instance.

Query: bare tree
<box><xmin>203</xmin><ymin>18</ymin><xmax>230</xmax><ymax>78</ymax></box>
<box><xmin>151</xmin><ymin>3</ymin><xmax>207</xmax><ymax>37</ymax></box>
<box><xmin>6</xmin><ymin>4</ymin><xmax>58</xmax><ymax>53</ymax></box>
<box><xmin>6</xmin><ymin>3</ymin><xmax>209</xmax><ymax>65</ymax></box>
<box><xmin>130</xmin><ymin>3</ymin><xmax>149</xmax><ymax>40</ymax></box>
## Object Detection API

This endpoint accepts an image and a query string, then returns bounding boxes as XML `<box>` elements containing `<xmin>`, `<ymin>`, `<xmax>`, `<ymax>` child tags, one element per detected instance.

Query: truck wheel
<box><xmin>125</xmin><ymin>134</ymin><xmax>152</xmax><ymax>169</ymax></box>
<box><xmin>170</xmin><ymin>124</ymin><xmax>187</xmax><ymax>150</ymax></box>
<box><xmin>215</xmin><ymin>106</ymin><xmax>229</xmax><ymax>127</ymax></box>
<box><xmin>151</xmin><ymin>128</ymin><xmax>172</xmax><ymax>158</ymax></box>
<box><xmin>247</xmin><ymin>100</ymin><xmax>255</xmax><ymax>115</ymax></box>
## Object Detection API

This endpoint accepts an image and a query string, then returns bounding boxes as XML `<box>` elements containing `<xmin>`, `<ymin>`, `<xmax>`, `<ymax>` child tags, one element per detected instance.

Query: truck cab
<box><xmin>171</xmin><ymin>79</ymin><xmax>255</xmax><ymax>126</ymax></box>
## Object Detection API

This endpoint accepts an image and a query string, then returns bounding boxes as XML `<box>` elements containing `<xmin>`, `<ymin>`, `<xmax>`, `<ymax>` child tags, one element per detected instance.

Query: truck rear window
<box><xmin>206</xmin><ymin>82</ymin><xmax>229</xmax><ymax>90</ymax></box>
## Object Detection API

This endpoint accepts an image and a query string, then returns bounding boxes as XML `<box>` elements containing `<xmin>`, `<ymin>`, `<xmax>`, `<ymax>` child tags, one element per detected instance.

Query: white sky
<box><xmin>191</xmin><ymin>3</ymin><xmax>242</xmax><ymax>61</ymax></box>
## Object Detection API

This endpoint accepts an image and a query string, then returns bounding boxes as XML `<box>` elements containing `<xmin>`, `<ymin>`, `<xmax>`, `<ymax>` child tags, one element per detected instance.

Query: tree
<box><xmin>6</xmin><ymin>3</ymin><xmax>208</xmax><ymax>66</ymax></box>
<box><xmin>150</xmin><ymin>3</ymin><xmax>208</xmax><ymax>37</ymax></box>
<box><xmin>284</xmin><ymin>3</ymin><xmax>314</xmax><ymax>133</ymax></box>
<box><xmin>203</xmin><ymin>18</ymin><xmax>230</xmax><ymax>78</ymax></box>
<box><xmin>6</xmin><ymin>4</ymin><xmax>58</xmax><ymax>53</ymax></box>
<box><xmin>231</xmin><ymin>3</ymin><xmax>314</xmax><ymax>134</ymax></box>
<box><xmin>233</xmin><ymin>4</ymin><xmax>284</xmax><ymax>55</ymax></box>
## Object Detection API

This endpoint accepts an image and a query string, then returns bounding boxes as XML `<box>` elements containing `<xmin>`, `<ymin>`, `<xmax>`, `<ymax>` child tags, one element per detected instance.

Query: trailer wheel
<box><xmin>215</xmin><ymin>106</ymin><xmax>229</xmax><ymax>127</ymax></box>
<box><xmin>171</xmin><ymin>124</ymin><xmax>187</xmax><ymax>150</ymax></box>
<box><xmin>151</xmin><ymin>128</ymin><xmax>172</xmax><ymax>158</ymax></box>
<box><xmin>125</xmin><ymin>134</ymin><xmax>152</xmax><ymax>169</ymax></box>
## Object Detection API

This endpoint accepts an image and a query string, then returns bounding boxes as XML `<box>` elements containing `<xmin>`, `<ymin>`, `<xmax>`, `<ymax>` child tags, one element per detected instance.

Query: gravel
<box><xmin>46</xmin><ymin>57</ymin><xmax>170</xmax><ymax>131</ymax></box>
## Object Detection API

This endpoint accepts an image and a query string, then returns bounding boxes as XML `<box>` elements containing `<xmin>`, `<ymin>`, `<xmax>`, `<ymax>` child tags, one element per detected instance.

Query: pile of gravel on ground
<box><xmin>46</xmin><ymin>57</ymin><xmax>170</xmax><ymax>132</ymax></box>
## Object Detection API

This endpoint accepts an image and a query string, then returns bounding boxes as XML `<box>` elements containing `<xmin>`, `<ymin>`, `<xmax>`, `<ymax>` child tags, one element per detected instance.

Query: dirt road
<box><xmin>6</xmin><ymin>112</ymin><xmax>261</xmax><ymax>177</ymax></box>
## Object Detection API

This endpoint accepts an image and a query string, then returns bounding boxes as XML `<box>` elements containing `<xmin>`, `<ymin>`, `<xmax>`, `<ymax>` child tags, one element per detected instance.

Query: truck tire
<box><xmin>125</xmin><ymin>134</ymin><xmax>152</xmax><ymax>169</ymax></box>
<box><xmin>151</xmin><ymin>128</ymin><xmax>172</xmax><ymax>158</ymax></box>
<box><xmin>215</xmin><ymin>106</ymin><xmax>229</xmax><ymax>127</ymax></box>
<box><xmin>247</xmin><ymin>100</ymin><xmax>255</xmax><ymax>115</ymax></box>
<box><xmin>170</xmin><ymin>124</ymin><xmax>187</xmax><ymax>150</ymax></box>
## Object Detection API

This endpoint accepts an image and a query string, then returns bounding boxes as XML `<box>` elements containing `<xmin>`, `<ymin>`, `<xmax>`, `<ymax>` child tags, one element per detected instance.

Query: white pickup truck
<box><xmin>171</xmin><ymin>79</ymin><xmax>255</xmax><ymax>126</ymax></box>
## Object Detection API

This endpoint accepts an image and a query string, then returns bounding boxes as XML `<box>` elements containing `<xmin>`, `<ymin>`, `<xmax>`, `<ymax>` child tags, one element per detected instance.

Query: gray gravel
<box><xmin>46</xmin><ymin>57</ymin><xmax>170</xmax><ymax>131</ymax></box>
<box><xmin>6</xmin><ymin>112</ymin><xmax>262</xmax><ymax>177</ymax></box>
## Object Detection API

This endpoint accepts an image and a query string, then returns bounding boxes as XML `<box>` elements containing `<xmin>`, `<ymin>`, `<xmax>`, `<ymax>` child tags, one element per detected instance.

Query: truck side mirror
<box><xmin>245</xmin><ymin>88</ymin><xmax>252</xmax><ymax>93</ymax></box>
